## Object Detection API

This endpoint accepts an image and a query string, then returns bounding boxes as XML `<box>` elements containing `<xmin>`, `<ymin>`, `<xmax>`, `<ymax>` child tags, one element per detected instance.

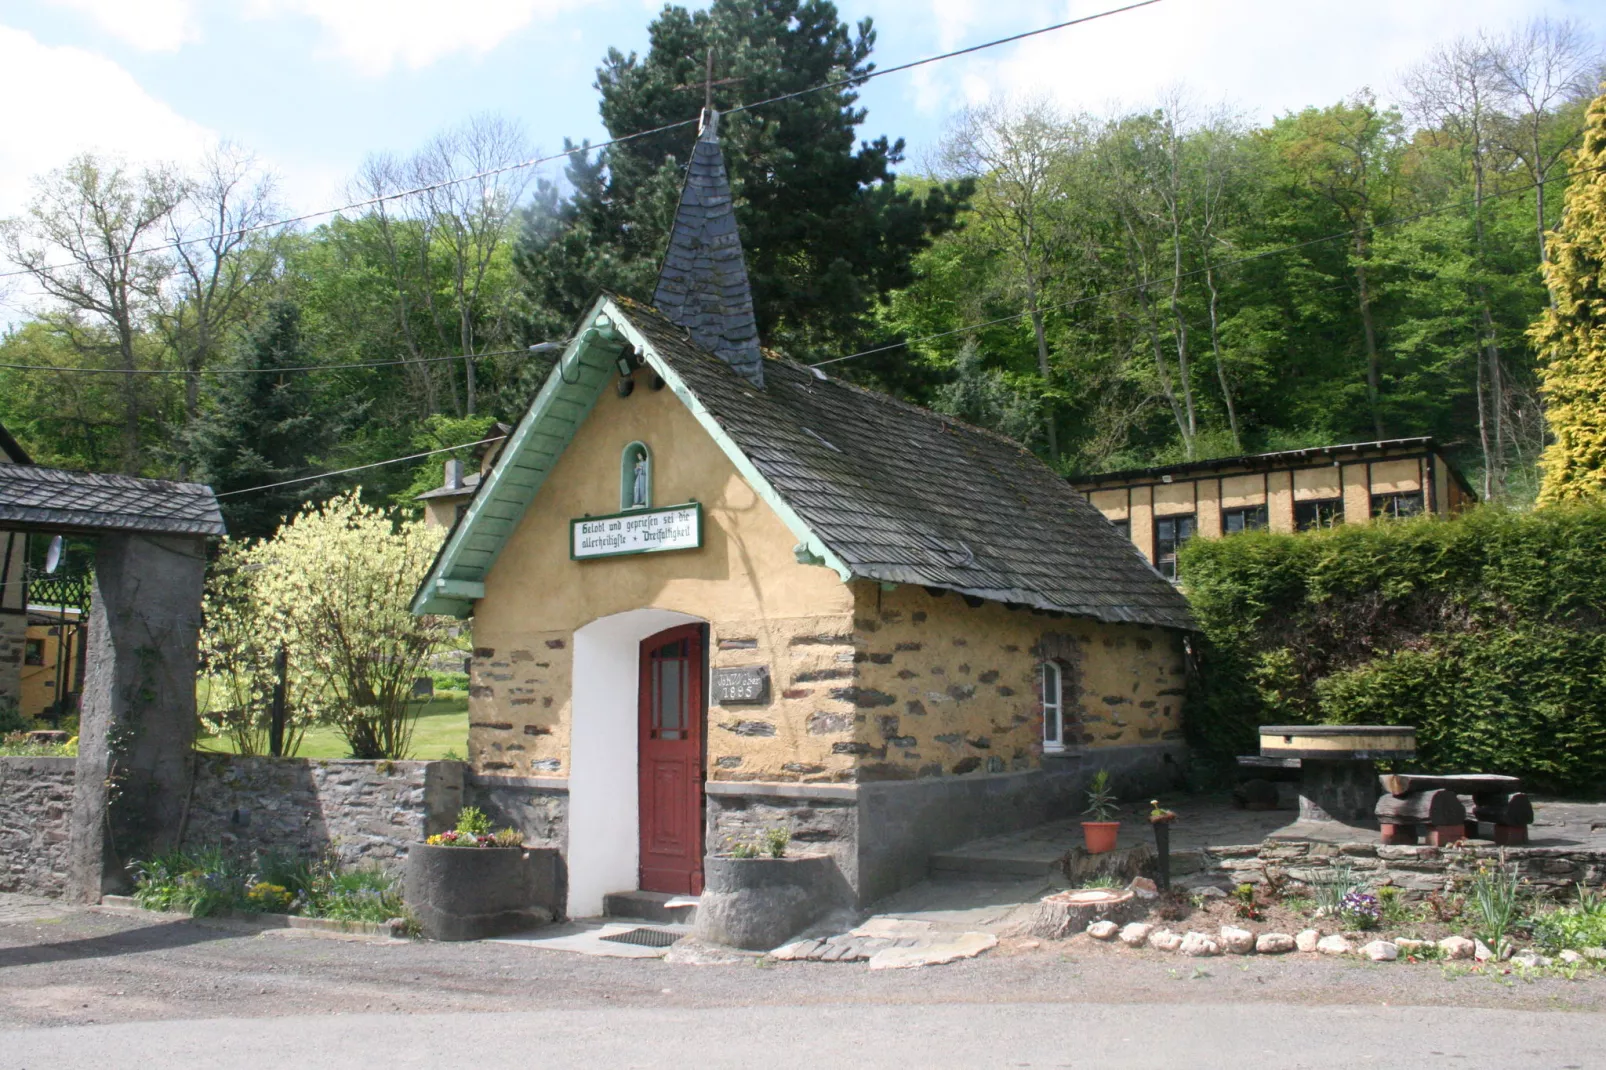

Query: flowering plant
<box><xmin>1339</xmin><ymin>890</ymin><xmax>1381</xmax><ymax>930</ymax></box>
<box><xmin>425</xmin><ymin>807</ymin><xmax>523</xmax><ymax>848</ymax></box>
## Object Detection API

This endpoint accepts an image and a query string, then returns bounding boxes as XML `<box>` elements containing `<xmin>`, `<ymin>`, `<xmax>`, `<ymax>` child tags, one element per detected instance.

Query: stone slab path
<box><xmin>488</xmin><ymin>920</ymin><xmax>693</xmax><ymax>959</ymax></box>
<box><xmin>771</xmin><ymin>918</ymin><xmax>998</xmax><ymax>969</ymax></box>
<box><xmin>928</xmin><ymin>794</ymin><xmax>1606</xmax><ymax>882</ymax></box>
<box><xmin>0</xmin><ymin>892</ymin><xmax>79</xmax><ymax>926</ymax></box>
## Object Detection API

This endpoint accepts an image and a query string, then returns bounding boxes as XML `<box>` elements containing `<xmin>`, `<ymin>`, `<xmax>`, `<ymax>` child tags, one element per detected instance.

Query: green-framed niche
<box><xmin>621</xmin><ymin>441</ymin><xmax>652</xmax><ymax>511</ymax></box>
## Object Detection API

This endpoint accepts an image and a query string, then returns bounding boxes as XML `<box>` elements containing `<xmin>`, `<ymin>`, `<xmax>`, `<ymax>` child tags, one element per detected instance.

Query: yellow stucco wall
<box><xmin>20</xmin><ymin>612</ymin><xmax>83</xmax><ymax>718</ymax></box>
<box><xmin>466</xmin><ymin>366</ymin><xmax>856</xmax><ymax>780</ymax></box>
<box><xmin>844</xmin><ymin>584</ymin><xmax>1186</xmax><ymax>782</ymax></box>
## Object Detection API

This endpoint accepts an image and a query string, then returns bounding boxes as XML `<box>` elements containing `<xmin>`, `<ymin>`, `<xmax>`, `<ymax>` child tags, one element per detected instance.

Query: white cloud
<box><xmin>895</xmin><ymin>0</ymin><xmax>1603</xmax><ymax>125</ymax></box>
<box><xmin>246</xmin><ymin>0</ymin><xmax>588</xmax><ymax>76</ymax></box>
<box><xmin>0</xmin><ymin>26</ymin><xmax>215</xmax><ymax>219</ymax></box>
<box><xmin>43</xmin><ymin>0</ymin><xmax>200</xmax><ymax>52</ymax></box>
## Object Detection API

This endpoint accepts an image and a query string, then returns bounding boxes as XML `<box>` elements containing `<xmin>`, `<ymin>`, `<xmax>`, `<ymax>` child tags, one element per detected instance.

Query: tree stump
<box><xmin>1028</xmin><ymin>889</ymin><xmax>1143</xmax><ymax>940</ymax></box>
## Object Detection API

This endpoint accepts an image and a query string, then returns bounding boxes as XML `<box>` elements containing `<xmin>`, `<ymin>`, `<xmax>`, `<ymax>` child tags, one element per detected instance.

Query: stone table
<box><xmin>1258</xmin><ymin>725</ymin><xmax>1417</xmax><ymax>823</ymax></box>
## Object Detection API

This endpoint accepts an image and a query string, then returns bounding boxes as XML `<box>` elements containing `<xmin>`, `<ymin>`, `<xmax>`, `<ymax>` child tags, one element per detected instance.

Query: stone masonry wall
<box><xmin>466</xmin><ymin>609</ymin><xmax>864</xmax><ymax>783</ymax></box>
<box><xmin>0</xmin><ymin>756</ymin><xmax>74</xmax><ymax>896</ymax></box>
<box><xmin>182</xmin><ymin>756</ymin><xmax>464</xmax><ymax>875</ymax></box>
<box><xmin>1200</xmin><ymin>839</ymin><xmax>1606</xmax><ymax>896</ymax></box>
<box><xmin>846</xmin><ymin>583</ymin><xmax>1187</xmax><ymax>782</ymax></box>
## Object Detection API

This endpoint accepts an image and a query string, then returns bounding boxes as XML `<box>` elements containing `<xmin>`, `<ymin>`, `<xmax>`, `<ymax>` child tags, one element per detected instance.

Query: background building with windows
<box><xmin>1069</xmin><ymin>438</ymin><xmax>1476</xmax><ymax>579</ymax></box>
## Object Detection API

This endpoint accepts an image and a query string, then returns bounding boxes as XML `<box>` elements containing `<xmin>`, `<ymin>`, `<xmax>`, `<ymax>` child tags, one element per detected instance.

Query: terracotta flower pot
<box><xmin>1081</xmin><ymin>821</ymin><xmax>1120</xmax><ymax>854</ymax></box>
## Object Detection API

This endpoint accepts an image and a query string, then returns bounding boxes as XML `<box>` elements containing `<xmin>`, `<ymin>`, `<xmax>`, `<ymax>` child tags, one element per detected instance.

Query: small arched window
<box><xmin>621</xmin><ymin>442</ymin><xmax>651</xmax><ymax>511</ymax></box>
<box><xmin>1041</xmin><ymin>661</ymin><xmax>1064</xmax><ymax>752</ymax></box>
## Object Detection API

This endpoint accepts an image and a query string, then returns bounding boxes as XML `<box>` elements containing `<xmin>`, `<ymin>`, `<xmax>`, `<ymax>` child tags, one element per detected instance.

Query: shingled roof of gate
<box><xmin>0</xmin><ymin>464</ymin><xmax>226</xmax><ymax>536</ymax></box>
<box><xmin>615</xmin><ymin>295</ymin><xmax>1193</xmax><ymax>631</ymax></box>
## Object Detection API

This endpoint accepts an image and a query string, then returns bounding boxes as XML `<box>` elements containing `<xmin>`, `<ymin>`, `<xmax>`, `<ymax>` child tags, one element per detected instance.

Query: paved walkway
<box><xmin>0</xmin><ymin>893</ymin><xmax>78</xmax><ymax>926</ymax></box>
<box><xmin>929</xmin><ymin>794</ymin><xmax>1606</xmax><ymax>881</ymax></box>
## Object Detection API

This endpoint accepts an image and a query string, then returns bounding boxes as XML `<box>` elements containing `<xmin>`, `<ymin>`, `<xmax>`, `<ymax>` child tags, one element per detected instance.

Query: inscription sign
<box><xmin>713</xmin><ymin>665</ymin><xmax>770</xmax><ymax>706</ymax></box>
<box><xmin>571</xmin><ymin>503</ymin><xmax>702</xmax><ymax>560</ymax></box>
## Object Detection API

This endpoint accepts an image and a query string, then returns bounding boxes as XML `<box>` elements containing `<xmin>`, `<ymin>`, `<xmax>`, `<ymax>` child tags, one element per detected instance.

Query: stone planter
<box><xmin>692</xmin><ymin>854</ymin><xmax>841</xmax><ymax>951</ymax></box>
<box><xmin>404</xmin><ymin>843</ymin><xmax>560</xmax><ymax>941</ymax></box>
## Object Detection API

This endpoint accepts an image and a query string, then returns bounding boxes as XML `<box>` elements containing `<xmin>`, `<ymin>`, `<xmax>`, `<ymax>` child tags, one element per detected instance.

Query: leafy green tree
<box><xmin>184</xmin><ymin>300</ymin><xmax>336</xmax><ymax>539</ymax></box>
<box><xmin>1265</xmin><ymin>94</ymin><xmax>1405</xmax><ymax>438</ymax></box>
<box><xmin>516</xmin><ymin>0</ymin><xmax>971</xmax><ymax>359</ymax></box>
<box><xmin>1534</xmin><ymin>88</ymin><xmax>1606</xmax><ymax>505</ymax></box>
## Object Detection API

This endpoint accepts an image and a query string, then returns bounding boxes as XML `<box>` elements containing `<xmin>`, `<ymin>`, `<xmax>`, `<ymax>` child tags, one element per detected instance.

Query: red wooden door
<box><xmin>638</xmin><ymin>624</ymin><xmax>705</xmax><ymax>894</ymax></box>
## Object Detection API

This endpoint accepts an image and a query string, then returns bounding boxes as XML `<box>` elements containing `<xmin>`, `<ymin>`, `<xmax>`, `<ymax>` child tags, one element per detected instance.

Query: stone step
<box><xmin>926</xmin><ymin>852</ymin><xmax>1063</xmax><ymax>880</ymax></box>
<box><xmin>601</xmin><ymin>890</ymin><xmax>699</xmax><ymax>924</ymax></box>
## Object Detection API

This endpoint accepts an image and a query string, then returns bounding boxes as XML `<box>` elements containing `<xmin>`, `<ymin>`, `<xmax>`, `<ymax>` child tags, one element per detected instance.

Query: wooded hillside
<box><xmin>0</xmin><ymin>6</ymin><xmax>1599</xmax><ymax>538</ymax></box>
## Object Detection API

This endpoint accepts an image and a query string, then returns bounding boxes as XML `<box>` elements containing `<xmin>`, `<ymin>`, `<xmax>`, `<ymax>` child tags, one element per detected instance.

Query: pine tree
<box><xmin>515</xmin><ymin>0</ymin><xmax>971</xmax><ymax>360</ymax></box>
<box><xmin>186</xmin><ymin>300</ymin><xmax>333</xmax><ymax>539</ymax></box>
<box><xmin>1534</xmin><ymin>87</ymin><xmax>1606</xmax><ymax>505</ymax></box>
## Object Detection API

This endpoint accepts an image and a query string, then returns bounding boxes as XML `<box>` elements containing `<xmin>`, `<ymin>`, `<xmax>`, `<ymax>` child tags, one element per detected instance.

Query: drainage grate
<box><xmin>600</xmin><ymin>927</ymin><xmax>681</xmax><ymax>948</ymax></box>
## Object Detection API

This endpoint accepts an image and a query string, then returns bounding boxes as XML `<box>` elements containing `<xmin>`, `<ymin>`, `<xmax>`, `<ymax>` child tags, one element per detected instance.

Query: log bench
<box><xmin>1375</xmin><ymin>773</ymin><xmax>1531</xmax><ymax>846</ymax></box>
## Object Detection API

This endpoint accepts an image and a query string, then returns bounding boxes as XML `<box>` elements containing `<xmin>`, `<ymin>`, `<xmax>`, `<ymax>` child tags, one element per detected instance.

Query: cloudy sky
<box><xmin>0</xmin><ymin>0</ymin><xmax>1601</xmax><ymax>229</ymax></box>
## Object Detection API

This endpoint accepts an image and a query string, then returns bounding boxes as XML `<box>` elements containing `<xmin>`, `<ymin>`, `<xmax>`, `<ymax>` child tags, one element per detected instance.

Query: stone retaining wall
<box><xmin>1189</xmin><ymin>840</ymin><xmax>1606</xmax><ymax>896</ymax></box>
<box><xmin>0</xmin><ymin>756</ymin><xmax>75</xmax><ymax>896</ymax></box>
<box><xmin>182</xmin><ymin>755</ymin><xmax>465</xmax><ymax>874</ymax></box>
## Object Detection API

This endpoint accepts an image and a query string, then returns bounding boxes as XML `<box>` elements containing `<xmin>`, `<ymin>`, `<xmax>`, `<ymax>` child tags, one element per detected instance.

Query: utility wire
<box><xmin>0</xmin><ymin>346</ymin><xmax>549</xmax><ymax>377</ymax></box>
<box><xmin>212</xmin><ymin>436</ymin><xmax>506</xmax><ymax>498</ymax></box>
<box><xmin>168</xmin><ymin>158</ymin><xmax>1605</xmax><ymax>502</ymax></box>
<box><xmin>0</xmin><ymin>0</ymin><xmax>1162</xmax><ymax>282</ymax></box>
<box><xmin>809</xmin><ymin>158</ymin><xmax>1604</xmax><ymax>369</ymax></box>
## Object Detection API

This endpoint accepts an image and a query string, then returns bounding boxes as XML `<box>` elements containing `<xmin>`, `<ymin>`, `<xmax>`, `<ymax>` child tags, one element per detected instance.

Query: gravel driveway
<box><xmin>1</xmin><ymin>897</ymin><xmax>1601</xmax><ymax>1033</ymax></box>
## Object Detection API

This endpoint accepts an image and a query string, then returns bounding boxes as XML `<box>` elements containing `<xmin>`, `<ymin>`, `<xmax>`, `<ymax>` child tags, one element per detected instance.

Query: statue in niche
<box><xmin>631</xmin><ymin>454</ymin><xmax>649</xmax><ymax>508</ymax></box>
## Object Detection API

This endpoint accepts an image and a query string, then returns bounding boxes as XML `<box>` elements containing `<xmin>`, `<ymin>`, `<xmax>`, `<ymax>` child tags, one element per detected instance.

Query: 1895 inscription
<box><xmin>713</xmin><ymin>666</ymin><xmax>770</xmax><ymax>706</ymax></box>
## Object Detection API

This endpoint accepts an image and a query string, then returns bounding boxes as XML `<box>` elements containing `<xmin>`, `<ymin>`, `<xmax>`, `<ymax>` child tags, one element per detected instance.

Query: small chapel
<box><xmin>411</xmin><ymin>112</ymin><xmax>1194</xmax><ymax>917</ymax></box>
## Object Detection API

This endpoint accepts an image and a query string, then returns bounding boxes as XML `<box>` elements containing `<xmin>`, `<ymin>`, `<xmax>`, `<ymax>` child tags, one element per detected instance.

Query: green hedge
<box><xmin>1178</xmin><ymin>504</ymin><xmax>1606</xmax><ymax>795</ymax></box>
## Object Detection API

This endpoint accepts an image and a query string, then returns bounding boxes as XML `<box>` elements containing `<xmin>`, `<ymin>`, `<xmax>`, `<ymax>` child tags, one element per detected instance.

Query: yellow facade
<box><xmin>465</xmin><ymin>365</ymin><xmax>1188</xmax><ymax>784</ymax></box>
<box><xmin>20</xmin><ymin>609</ymin><xmax>83</xmax><ymax>720</ymax></box>
<box><xmin>1071</xmin><ymin>440</ymin><xmax>1475</xmax><ymax>566</ymax></box>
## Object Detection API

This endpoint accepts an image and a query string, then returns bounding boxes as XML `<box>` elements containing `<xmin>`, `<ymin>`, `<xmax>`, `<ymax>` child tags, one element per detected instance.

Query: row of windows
<box><xmin>1111</xmin><ymin>492</ymin><xmax>1427</xmax><ymax>580</ymax></box>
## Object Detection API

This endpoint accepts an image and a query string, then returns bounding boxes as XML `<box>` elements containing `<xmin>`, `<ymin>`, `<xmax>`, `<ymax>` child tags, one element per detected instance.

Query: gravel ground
<box><xmin>1</xmin><ymin>902</ymin><xmax>1602</xmax><ymax>1032</ymax></box>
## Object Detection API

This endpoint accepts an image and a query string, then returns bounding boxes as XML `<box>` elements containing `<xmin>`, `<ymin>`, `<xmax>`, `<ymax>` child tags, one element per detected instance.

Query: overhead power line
<box><xmin>179</xmin><ymin>158</ymin><xmax>1600</xmax><ymax>504</ymax></box>
<box><xmin>0</xmin><ymin>345</ymin><xmax>551</xmax><ymax>377</ymax></box>
<box><xmin>809</xmin><ymin>159</ymin><xmax>1603</xmax><ymax>370</ymax></box>
<box><xmin>0</xmin><ymin>0</ymin><xmax>1163</xmax><ymax>282</ymax></box>
<box><xmin>212</xmin><ymin>436</ymin><xmax>506</xmax><ymax>498</ymax></box>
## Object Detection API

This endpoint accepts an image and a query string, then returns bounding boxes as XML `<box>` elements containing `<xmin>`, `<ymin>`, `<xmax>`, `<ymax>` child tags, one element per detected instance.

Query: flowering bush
<box><xmin>208</xmin><ymin>491</ymin><xmax>451</xmax><ymax>760</ymax></box>
<box><xmin>199</xmin><ymin>540</ymin><xmax>314</xmax><ymax>756</ymax></box>
<box><xmin>1338</xmin><ymin>890</ymin><xmax>1381</xmax><ymax>930</ymax></box>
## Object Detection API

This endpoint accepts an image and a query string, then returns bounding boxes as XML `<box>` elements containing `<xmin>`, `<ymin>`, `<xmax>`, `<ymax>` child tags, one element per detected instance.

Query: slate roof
<box><xmin>616</xmin><ymin>296</ymin><xmax>1193</xmax><ymax>630</ymax></box>
<box><xmin>0</xmin><ymin>421</ymin><xmax>31</xmax><ymax>465</ymax></box>
<box><xmin>650</xmin><ymin>112</ymin><xmax>765</xmax><ymax>389</ymax></box>
<box><xmin>1070</xmin><ymin>436</ymin><xmax>1477</xmax><ymax>499</ymax></box>
<box><xmin>0</xmin><ymin>465</ymin><xmax>226</xmax><ymax>536</ymax></box>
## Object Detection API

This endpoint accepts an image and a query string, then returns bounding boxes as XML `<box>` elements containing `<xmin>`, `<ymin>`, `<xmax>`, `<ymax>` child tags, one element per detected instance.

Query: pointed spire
<box><xmin>652</xmin><ymin>110</ymin><xmax>764</xmax><ymax>389</ymax></box>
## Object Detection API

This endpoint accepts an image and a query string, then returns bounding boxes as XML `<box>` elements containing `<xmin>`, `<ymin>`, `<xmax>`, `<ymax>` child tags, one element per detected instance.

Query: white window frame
<box><xmin>1041</xmin><ymin>660</ymin><xmax>1064</xmax><ymax>753</ymax></box>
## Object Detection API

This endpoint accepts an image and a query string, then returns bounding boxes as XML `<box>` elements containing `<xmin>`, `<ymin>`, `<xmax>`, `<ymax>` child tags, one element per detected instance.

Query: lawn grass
<box><xmin>197</xmin><ymin>693</ymin><xmax>469</xmax><ymax>760</ymax></box>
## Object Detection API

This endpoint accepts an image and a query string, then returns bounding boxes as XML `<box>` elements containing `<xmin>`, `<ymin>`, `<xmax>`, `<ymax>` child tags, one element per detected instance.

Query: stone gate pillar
<box><xmin>68</xmin><ymin>533</ymin><xmax>206</xmax><ymax>902</ymax></box>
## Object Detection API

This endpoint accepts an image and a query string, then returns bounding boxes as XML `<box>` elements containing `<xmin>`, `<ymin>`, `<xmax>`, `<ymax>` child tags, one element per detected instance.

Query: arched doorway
<box><xmin>568</xmin><ymin>608</ymin><xmax>705</xmax><ymax>917</ymax></box>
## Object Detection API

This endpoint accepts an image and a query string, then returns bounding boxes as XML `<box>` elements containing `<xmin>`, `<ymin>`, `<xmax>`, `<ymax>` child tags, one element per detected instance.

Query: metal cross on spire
<box><xmin>674</xmin><ymin>48</ymin><xmax>742</xmax><ymax>133</ymax></box>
